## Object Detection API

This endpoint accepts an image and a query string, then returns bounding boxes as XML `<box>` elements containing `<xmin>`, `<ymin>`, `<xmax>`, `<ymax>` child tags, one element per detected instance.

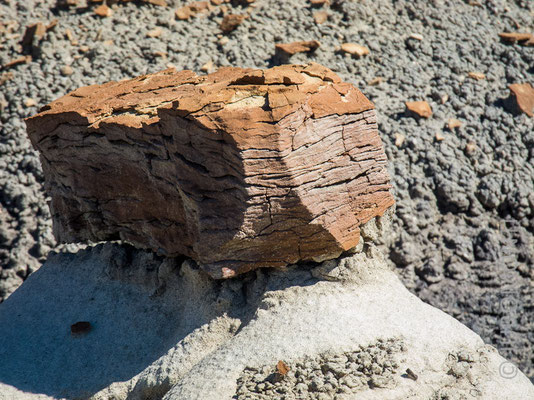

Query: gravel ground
<box><xmin>0</xmin><ymin>0</ymin><xmax>533</xmax><ymax>383</ymax></box>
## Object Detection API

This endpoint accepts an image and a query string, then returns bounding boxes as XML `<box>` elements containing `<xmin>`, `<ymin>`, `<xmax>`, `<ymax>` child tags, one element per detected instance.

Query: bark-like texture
<box><xmin>25</xmin><ymin>63</ymin><xmax>394</xmax><ymax>278</ymax></box>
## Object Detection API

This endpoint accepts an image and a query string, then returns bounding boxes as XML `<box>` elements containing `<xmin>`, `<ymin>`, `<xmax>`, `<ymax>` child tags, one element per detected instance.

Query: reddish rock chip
<box><xmin>94</xmin><ymin>4</ymin><xmax>112</xmax><ymax>17</ymax></box>
<box><xmin>498</xmin><ymin>32</ymin><xmax>534</xmax><ymax>46</ymax></box>
<box><xmin>275</xmin><ymin>40</ymin><xmax>320</xmax><ymax>55</ymax></box>
<box><xmin>508</xmin><ymin>83</ymin><xmax>534</xmax><ymax>117</ymax></box>
<box><xmin>340</xmin><ymin>43</ymin><xmax>370</xmax><ymax>57</ymax></box>
<box><xmin>220</xmin><ymin>14</ymin><xmax>246</xmax><ymax>33</ymax></box>
<box><xmin>313</xmin><ymin>11</ymin><xmax>328</xmax><ymax>24</ymax></box>
<box><xmin>405</xmin><ymin>101</ymin><xmax>432</xmax><ymax>119</ymax></box>
<box><xmin>21</xmin><ymin>22</ymin><xmax>47</xmax><ymax>49</ymax></box>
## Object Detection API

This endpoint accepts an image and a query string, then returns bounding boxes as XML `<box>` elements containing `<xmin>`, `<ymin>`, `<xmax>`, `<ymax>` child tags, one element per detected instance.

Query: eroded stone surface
<box><xmin>26</xmin><ymin>63</ymin><xmax>394</xmax><ymax>277</ymax></box>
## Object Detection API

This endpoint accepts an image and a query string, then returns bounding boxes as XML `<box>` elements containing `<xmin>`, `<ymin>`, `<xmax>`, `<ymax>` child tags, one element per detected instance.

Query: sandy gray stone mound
<box><xmin>0</xmin><ymin>228</ymin><xmax>532</xmax><ymax>399</ymax></box>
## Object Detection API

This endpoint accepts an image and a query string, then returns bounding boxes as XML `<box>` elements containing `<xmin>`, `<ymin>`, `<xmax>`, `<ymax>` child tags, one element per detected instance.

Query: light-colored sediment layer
<box><xmin>0</xmin><ymin>231</ymin><xmax>532</xmax><ymax>399</ymax></box>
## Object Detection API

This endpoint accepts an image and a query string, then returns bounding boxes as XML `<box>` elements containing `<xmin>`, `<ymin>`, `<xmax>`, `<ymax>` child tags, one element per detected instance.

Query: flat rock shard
<box><xmin>26</xmin><ymin>63</ymin><xmax>394</xmax><ymax>278</ymax></box>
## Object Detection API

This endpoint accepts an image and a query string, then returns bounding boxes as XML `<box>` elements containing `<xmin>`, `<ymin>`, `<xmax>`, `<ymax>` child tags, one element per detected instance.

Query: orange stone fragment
<box><xmin>220</xmin><ymin>14</ymin><xmax>246</xmax><ymax>33</ymax></box>
<box><xmin>467</xmin><ymin>72</ymin><xmax>485</xmax><ymax>80</ymax></box>
<box><xmin>340</xmin><ymin>43</ymin><xmax>370</xmax><ymax>57</ymax></box>
<box><xmin>275</xmin><ymin>40</ymin><xmax>320</xmax><ymax>55</ymax></box>
<box><xmin>313</xmin><ymin>11</ymin><xmax>328</xmax><ymax>24</ymax></box>
<box><xmin>405</xmin><ymin>101</ymin><xmax>432</xmax><ymax>119</ymax></box>
<box><xmin>498</xmin><ymin>32</ymin><xmax>534</xmax><ymax>46</ymax></box>
<box><xmin>94</xmin><ymin>4</ymin><xmax>112</xmax><ymax>17</ymax></box>
<box><xmin>508</xmin><ymin>83</ymin><xmax>534</xmax><ymax>117</ymax></box>
<box><xmin>447</xmin><ymin>118</ymin><xmax>462</xmax><ymax>130</ymax></box>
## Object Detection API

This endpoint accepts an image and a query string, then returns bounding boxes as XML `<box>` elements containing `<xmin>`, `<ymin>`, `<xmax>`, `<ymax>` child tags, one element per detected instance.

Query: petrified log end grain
<box><xmin>26</xmin><ymin>63</ymin><xmax>394</xmax><ymax>278</ymax></box>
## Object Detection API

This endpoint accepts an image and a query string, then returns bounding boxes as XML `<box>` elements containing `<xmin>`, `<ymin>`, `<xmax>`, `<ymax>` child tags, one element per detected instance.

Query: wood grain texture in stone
<box><xmin>26</xmin><ymin>63</ymin><xmax>394</xmax><ymax>278</ymax></box>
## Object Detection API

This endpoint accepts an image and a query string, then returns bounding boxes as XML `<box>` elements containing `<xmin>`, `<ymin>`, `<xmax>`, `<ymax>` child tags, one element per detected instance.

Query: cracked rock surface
<box><xmin>26</xmin><ymin>63</ymin><xmax>394</xmax><ymax>278</ymax></box>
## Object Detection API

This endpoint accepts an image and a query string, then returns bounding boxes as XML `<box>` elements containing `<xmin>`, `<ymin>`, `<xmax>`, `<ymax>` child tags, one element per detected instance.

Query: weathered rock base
<box><xmin>0</xmin><ymin>216</ymin><xmax>532</xmax><ymax>399</ymax></box>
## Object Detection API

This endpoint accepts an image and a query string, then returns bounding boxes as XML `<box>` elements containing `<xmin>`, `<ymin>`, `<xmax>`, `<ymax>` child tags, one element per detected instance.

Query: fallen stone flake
<box><xmin>405</xmin><ymin>368</ymin><xmax>418</xmax><ymax>381</ymax></box>
<box><xmin>143</xmin><ymin>0</ymin><xmax>167</xmax><ymax>6</ymax></box>
<box><xmin>21</xmin><ymin>22</ymin><xmax>47</xmax><ymax>49</ymax></box>
<box><xmin>3</xmin><ymin>55</ymin><xmax>31</xmax><ymax>69</ymax></box>
<box><xmin>405</xmin><ymin>101</ymin><xmax>432</xmax><ymax>119</ymax></box>
<box><xmin>70</xmin><ymin>321</ymin><xmax>91</xmax><ymax>335</ymax></box>
<box><xmin>175</xmin><ymin>6</ymin><xmax>192</xmax><ymax>20</ymax></box>
<box><xmin>368</xmin><ymin>77</ymin><xmax>383</xmax><ymax>86</ymax></box>
<box><xmin>60</xmin><ymin>65</ymin><xmax>73</xmax><ymax>76</ymax></box>
<box><xmin>79</xmin><ymin>45</ymin><xmax>90</xmax><ymax>53</ymax></box>
<box><xmin>94</xmin><ymin>4</ymin><xmax>113</xmax><ymax>17</ymax></box>
<box><xmin>220</xmin><ymin>14</ymin><xmax>246</xmax><ymax>33</ymax></box>
<box><xmin>313</xmin><ymin>11</ymin><xmax>328</xmax><ymax>24</ymax></box>
<box><xmin>146</xmin><ymin>27</ymin><xmax>162</xmax><ymax>38</ymax></box>
<box><xmin>57</xmin><ymin>0</ymin><xmax>79</xmax><ymax>6</ymax></box>
<box><xmin>275</xmin><ymin>40</ymin><xmax>320</xmax><ymax>55</ymax></box>
<box><xmin>394</xmin><ymin>133</ymin><xmax>405</xmax><ymax>147</ymax></box>
<box><xmin>175</xmin><ymin>1</ymin><xmax>211</xmax><ymax>20</ymax></box>
<box><xmin>153</xmin><ymin>51</ymin><xmax>167</xmax><ymax>59</ymax></box>
<box><xmin>200</xmin><ymin>60</ymin><xmax>214</xmax><ymax>72</ymax></box>
<box><xmin>440</xmin><ymin>93</ymin><xmax>449</xmax><ymax>104</ymax></box>
<box><xmin>409</xmin><ymin>33</ymin><xmax>423</xmax><ymax>41</ymax></box>
<box><xmin>467</xmin><ymin>71</ymin><xmax>485</xmax><ymax>80</ymax></box>
<box><xmin>498</xmin><ymin>32</ymin><xmax>534</xmax><ymax>46</ymax></box>
<box><xmin>340</xmin><ymin>42</ymin><xmax>370</xmax><ymax>57</ymax></box>
<box><xmin>46</xmin><ymin>19</ymin><xmax>59</xmax><ymax>31</ymax></box>
<box><xmin>435</xmin><ymin>131</ymin><xmax>445</xmax><ymax>141</ymax></box>
<box><xmin>188</xmin><ymin>1</ymin><xmax>211</xmax><ymax>13</ymax></box>
<box><xmin>507</xmin><ymin>83</ymin><xmax>534</xmax><ymax>117</ymax></box>
<box><xmin>276</xmin><ymin>360</ymin><xmax>290</xmax><ymax>376</ymax></box>
<box><xmin>26</xmin><ymin>63</ymin><xmax>394</xmax><ymax>278</ymax></box>
<box><xmin>447</xmin><ymin>118</ymin><xmax>462</xmax><ymax>130</ymax></box>
<box><xmin>24</xmin><ymin>98</ymin><xmax>37</xmax><ymax>107</ymax></box>
<box><xmin>211</xmin><ymin>0</ymin><xmax>224</xmax><ymax>4</ymax></box>
<box><xmin>465</xmin><ymin>141</ymin><xmax>476</xmax><ymax>153</ymax></box>
<box><xmin>310</xmin><ymin>0</ymin><xmax>329</xmax><ymax>5</ymax></box>
<box><xmin>0</xmin><ymin>72</ymin><xmax>14</xmax><ymax>85</ymax></box>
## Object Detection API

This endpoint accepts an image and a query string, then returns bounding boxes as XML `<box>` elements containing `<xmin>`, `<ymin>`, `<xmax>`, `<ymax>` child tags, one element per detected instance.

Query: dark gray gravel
<box><xmin>0</xmin><ymin>0</ymin><xmax>533</xmax><ymax>382</ymax></box>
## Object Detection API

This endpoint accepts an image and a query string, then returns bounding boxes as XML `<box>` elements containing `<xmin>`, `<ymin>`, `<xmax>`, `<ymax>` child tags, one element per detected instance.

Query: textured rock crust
<box><xmin>26</xmin><ymin>63</ymin><xmax>394</xmax><ymax>277</ymax></box>
<box><xmin>1</xmin><ymin>239</ymin><xmax>532</xmax><ymax>400</ymax></box>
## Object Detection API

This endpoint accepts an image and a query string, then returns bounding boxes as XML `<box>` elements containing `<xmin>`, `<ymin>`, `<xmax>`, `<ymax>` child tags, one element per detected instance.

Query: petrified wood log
<box><xmin>26</xmin><ymin>63</ymin><xmax>394</xmax><ymax>278</ymax></box>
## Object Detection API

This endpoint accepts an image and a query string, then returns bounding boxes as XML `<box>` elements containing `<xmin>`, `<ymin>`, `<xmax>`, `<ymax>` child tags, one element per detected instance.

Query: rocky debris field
<box><xmin>234</xmin><ymin>338</ymin><xmax>407</xmax><ymax>399</ymax></box>
<box><xmin>0</xmin><ymin>0</ymin><xmax>533</xmax><ymax>382</ymax></box>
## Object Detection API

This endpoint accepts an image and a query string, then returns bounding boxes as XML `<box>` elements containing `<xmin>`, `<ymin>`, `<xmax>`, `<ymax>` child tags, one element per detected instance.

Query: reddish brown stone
<box><xmin>405</xmin><ymin>101</ymin><xmax>432</xmax><ymax>119</ymax></box>
<box><xmin>3</xmin><ymin>55</ymin><xmax>31</xmax><ymax>69</ymax></box>
<box><xmin>313</xmin><ymin>11</ymin><xmax>328</xmax><ymax>24</ymax></box>
<box><xmin>21</xmin><ymin>22</ymin><xmax>47</xmax><ymax>49</ymax></box>
<box><xmin>94</xmin><ymin>4</ymin><xmax>112</xmax><ymax>17</ymax></box>
<box><xmin>508</xmin><ymin>83</ymin><xmax>534</xmax><ymax>117</ymax></box>
<box><xmin>498</xmin><ymin>32</ymin><xmax>534</xmax><ymax>46</ymax></box>
<box><xmin>275</xmin><ymin>40</ymin><xmax>320</xmax><ymax>55</ymax></box>
<box><xmin>26</xmin><ymin>63</ymin><xmax>394</xmax><ymax>278</ymax></box>
<box><xmin>220</xmin><ymin>14</ymin><xmax>246</xmax><ymax>33</ymax></box>
<box><xmin>340</xmin><ymin>43</ymin><xmax>369</xmax><ymax>57</ymax></box>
